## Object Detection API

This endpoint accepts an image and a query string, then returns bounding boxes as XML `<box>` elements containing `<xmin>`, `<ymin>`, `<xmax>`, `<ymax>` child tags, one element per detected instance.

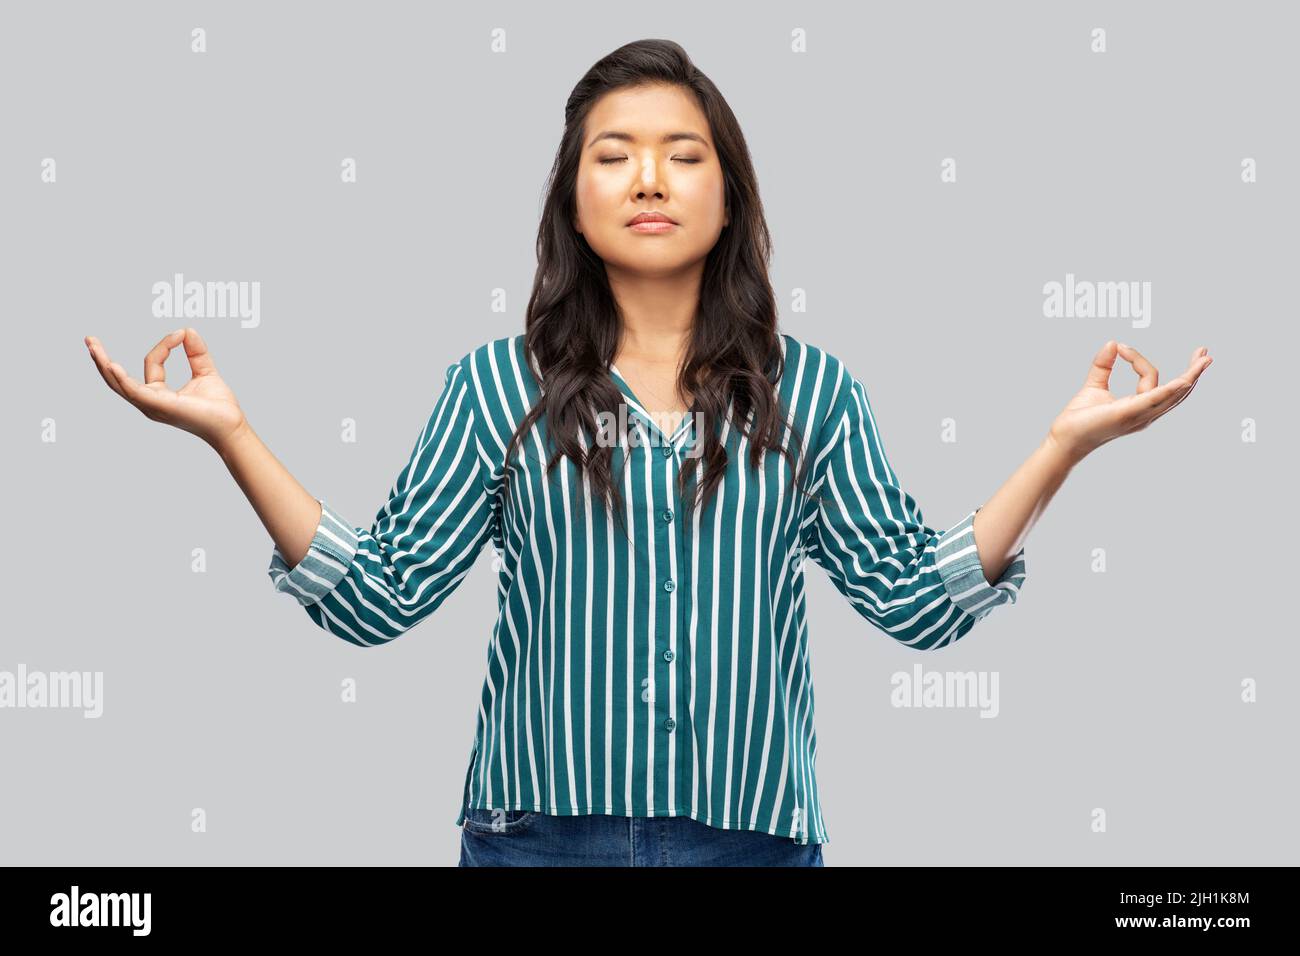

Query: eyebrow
<box><xmin>587</xmin><ymin>131</ymin><xmax>710</xmax><ymax>149</ymax></box>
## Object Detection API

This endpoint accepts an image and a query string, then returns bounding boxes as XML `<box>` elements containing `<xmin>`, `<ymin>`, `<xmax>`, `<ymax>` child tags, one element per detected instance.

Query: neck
<box><xmin>606</xmin><ymin>267</ymin><xmax>699</xmax><ymax>364</ymax></box>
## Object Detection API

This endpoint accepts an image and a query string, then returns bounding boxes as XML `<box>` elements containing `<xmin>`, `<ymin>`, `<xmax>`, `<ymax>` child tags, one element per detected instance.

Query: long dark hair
<box><xmin>501</xmin><ymin>38</ymin><xmax>818</xmax><ymax>540</ymax></box>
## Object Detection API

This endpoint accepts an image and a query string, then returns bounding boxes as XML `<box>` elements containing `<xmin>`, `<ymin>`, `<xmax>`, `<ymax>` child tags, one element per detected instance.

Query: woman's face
<box><xmin>574</xmin><ymin>83</ymin><xmax>729</xmax><ymax>279</ymax></box>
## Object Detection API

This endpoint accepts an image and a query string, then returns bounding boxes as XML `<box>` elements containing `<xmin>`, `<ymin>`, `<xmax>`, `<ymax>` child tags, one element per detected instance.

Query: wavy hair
<box><xmin>501</xmin><ymin>38</ymin><xmax>819</xmax><ymax>540</ymax></box>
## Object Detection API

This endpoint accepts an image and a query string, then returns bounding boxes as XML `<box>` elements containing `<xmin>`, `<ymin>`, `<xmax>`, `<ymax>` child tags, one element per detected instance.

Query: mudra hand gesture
<box><xmin>1048</xmin><ymin>340</ymin><xmax>1213</xmax><ymax>463</ymax></box>
<box><xmin>84</xmin><ymin>327</ymin><xmax>249</xmax><ymax>452</ymax></box>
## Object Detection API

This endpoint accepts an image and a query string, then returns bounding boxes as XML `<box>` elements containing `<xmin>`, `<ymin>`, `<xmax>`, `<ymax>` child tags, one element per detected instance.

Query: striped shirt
<box><xmin>267</xmin><ymin>332</ymin><xmax>1027</xmax><ymax>845</ymax></box>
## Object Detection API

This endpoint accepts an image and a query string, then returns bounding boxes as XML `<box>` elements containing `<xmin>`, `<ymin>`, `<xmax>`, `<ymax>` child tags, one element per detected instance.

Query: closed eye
<box><xmin>598</xmin><ymin>157</ymin><xmax>702</xmax><ymax>165</ymax></box>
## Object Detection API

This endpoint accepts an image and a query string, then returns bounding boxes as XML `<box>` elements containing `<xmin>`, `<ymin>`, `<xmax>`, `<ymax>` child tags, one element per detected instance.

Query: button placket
<box><xmin>672</xmin><ymin>453</ymin><xmax>699</xmax><ymax>804</ymax></box>
<box><xmin>657</xmin><ymin>437</ymin><xmax>680</xmax><ymax>742</ymax></box>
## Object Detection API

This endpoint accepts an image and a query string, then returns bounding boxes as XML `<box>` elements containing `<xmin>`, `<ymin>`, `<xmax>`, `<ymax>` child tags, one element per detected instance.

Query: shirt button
<box><xmin>663</xmin><ymin>649</ymin><xmax>675</xmax><ymax>662</ymax></box>
<box><xmin>661</xmin><ymin>509</ymin><xmax>673</xmax><ymax>523</ymax></box>
<box><xmin>664</xmin><ymin>717</ymin><xmax>676</xmax><ymax>731</ymax></box>
<box><xmin>663</xmin><ymin>579</ymin><xmax>675</xmax><ymax>592</ymax></box>
<box><xmin>661</xmin><ymin>445</ymin><xmax>673</xmax><ymax>458</ymax></box>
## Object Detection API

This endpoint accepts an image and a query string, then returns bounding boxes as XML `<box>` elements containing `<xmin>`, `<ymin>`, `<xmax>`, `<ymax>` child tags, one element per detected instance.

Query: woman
<box><xmin>84</xmin><ymin>39</ymin><xmax>1212</xmax><ymax>867</ymax></box>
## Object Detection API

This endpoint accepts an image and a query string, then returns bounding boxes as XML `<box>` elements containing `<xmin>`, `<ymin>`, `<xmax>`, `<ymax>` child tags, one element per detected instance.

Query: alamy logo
<box><xmin>1042</xmin><ymin>272</ymin><xmax>1151</xmax><ymax>328</ymax></box>
<box><xmin>152</xmin><ymin>272</ymin><xmax>260</xmax><ymax>328</ymax></box>
<box><xmin>0</xmin><ymin>665</ymin><xmax>103</xmax><ymax>718</ymax></box>
<box><xmin>890</xmin><ymin>664</ymin><xmax>1000</xmax><ymax>718</ymax></box>
<box><xmin>49</xmin><ymin>885</ymin><xmax>151</xmax><ymax>936</ymax></box>
<box><xmin>594</xmin><ymin>404</ymin><xmax>705</xmax><ymax>459</ymax></box>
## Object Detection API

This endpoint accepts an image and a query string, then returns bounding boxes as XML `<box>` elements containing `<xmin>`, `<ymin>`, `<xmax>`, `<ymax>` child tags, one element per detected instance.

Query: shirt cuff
<box><xmin>267</xmin><ymin>499</ymin><xmax>360</xmax><ymax>607</ymax></box>
<box><xmin>933</xmin><ymin>507</ymin><xmax>1027</xmax><ymax>620</ymax></box>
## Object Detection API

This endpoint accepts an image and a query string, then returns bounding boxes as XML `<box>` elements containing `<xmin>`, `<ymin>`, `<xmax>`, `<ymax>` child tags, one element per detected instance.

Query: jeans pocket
<box><xmin>462</xmin><ymin>806</ymin><xmax>538</xmax><ymax>836</ymax></box>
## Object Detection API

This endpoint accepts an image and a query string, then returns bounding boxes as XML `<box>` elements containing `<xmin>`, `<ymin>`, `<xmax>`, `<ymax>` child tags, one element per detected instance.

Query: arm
<box><xmin>255</xmin><ymin>359</ymin><xmax>498</xmax><ymax>647</ymax></box>
<box><xmin>969</xmin><ymin>434</ymin><xmax>1074</xmax><ymax>586</ymax></box>
<box><xmin>87</xmin><ymin>326</ymin><xmax>328</xmax><ymax>578</ymax></box>
<box><xmin>85</xmin><ymin>329</ymin><xmax>498</xmax><ymax>648</ymax></box>
<box><xmin>800</xmin><ymin>361</ymin><xmax>1027</xmax><ymax>650</ymax></box>
<box><xmin>216</xmin><ymin>422</ymin><xmax>326</xmax><ymax>574</ymax></box>
<box><xmin>972</xmin><ymin>339</ymin><xmax>1214</xmax><ymax>581</ymax></box>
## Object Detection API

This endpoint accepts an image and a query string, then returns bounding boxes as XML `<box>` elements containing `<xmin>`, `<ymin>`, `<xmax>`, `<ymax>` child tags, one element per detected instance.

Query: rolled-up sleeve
<box><xmin>267</xmin><ymin>358</ymin><xmax>497</xmax><ymax>647</ymax></box>
<box><xmin>800</xmin><ymin>361</ymin><xmax>1027</xmax><ymax>650</ymax></box>
<box><xmin>268</xmin><ymin>500</ymin><xmax>360</xmax><ymax>606</ymax></box>
<box><xmin>932</xmin><ymin>506</ymin><xmax>1026</xmax><ymax>621</ymax></box>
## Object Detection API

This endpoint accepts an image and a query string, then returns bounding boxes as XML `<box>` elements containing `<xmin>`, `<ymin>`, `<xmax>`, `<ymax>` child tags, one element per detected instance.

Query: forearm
<box><xmin>214</xmin><ymin>421</ymin><xmax>323</xmax><ymax>570</ymax></box>
<box><xmin>971</xmin><ymin>433</ymin><xmax>1080</xmax><ymax>584</ymax></box>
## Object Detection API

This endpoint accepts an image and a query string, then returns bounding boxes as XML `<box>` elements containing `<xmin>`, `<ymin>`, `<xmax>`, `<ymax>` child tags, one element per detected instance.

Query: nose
<box><xmin>635</xmin><ymin>154</ymin><xmax>664</xmax><ymax>197</ymax></box>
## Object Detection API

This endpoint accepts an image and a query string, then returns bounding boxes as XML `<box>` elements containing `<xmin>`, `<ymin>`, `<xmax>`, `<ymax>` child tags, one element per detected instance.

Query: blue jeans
<box><xmin>458</xmin><ymin>808</ymin><xmax>825</xmax><ymax>866</ymax></box>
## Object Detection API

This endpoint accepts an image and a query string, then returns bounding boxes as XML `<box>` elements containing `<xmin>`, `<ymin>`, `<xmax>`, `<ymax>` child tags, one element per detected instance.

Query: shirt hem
<box><xmin>456</xmin><ymin>802</ymin><xmax>829</xmax><ymax>846</ymax></box>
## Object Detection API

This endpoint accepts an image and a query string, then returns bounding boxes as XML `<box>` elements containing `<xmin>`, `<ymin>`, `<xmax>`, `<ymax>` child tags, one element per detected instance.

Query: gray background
<box><xmin>2</xmin><ymin>0</ymin><xmax>1295</xmax><ymax>865</ymax></box>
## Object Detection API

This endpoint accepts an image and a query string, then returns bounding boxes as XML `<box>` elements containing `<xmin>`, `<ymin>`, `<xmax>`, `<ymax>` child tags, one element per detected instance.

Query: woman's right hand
<box><xmin>85</xmin><ymin>327</ymin><xmax>249</xmax><ymax>452</ymax></box>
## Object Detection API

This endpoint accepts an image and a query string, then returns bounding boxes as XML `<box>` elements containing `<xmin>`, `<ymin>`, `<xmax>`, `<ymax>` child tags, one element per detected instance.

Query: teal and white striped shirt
<box><xmin>268</xmin><ymin>332</ymin><xmax>1027</xmax><ymax>845</ymax></box>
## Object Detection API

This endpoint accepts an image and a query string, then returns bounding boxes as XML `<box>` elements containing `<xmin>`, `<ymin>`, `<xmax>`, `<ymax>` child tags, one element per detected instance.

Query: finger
<box><xmin>1115</xmin><ymin>342</ymin><xmax>1159</xmax><ymax>393</ymax></box>
<box><xmin>106</xmin><ymin>360</ymin><xmax>170</xmax><ymax>417</ymax></box>
<box><xmin>85</xmin><ymin>335</ymin><xmax>128</xmax><ymax>401</ymax></box>
<box><xmin>1157</xmin><ymin>354</ymin><xmax>1212</xmax><ymax>418</ymax></box>
<box><xmin>1136</xmin><ymin>349</ymin><xmax>1211</xmax><ymax>417</ymax></box>
<box><xmin>1157</xmin><ymin>370</ymin><xmax>1203</xmax><ymax>418</ymax></box>
<box><xmin>1125</xmin><ymin>371</ymin><xmax>1187</xmax><ymax>418</ymax></box>
<box><xmin>1164</xmin><ymin>353</ymin><xmax>1212</xmax><ymax>399</ymax></box>
<box><xmin>179</xmin><ymin>326</ymin><xmax>219</xmax><ymax>378</ymax></box>
<box><xmin>1132</xmin><ymin>355</ymin><xmax>1212</xmax><ymax>425</ymax></box>
<box><xmin>144</xmin><ymin>328</ymin><xmax>187</xmax><ymax>385</ymax></box>
<box><xmin>1142</xmin><ymin>379</ymin><xmax>1192</xmax><ymax>422</ymax></box>
<box><xmin>1083</xmin><ymin>340</ymin><xmax>1122</xmax><ymax>391</ymax></box>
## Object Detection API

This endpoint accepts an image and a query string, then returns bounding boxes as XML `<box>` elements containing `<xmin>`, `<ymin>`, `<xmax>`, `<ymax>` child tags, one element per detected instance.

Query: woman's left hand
<box><xmin>1048</xmin><ymin>340</ymin><xmax>1213</xmax><ymax>463</ymax></box>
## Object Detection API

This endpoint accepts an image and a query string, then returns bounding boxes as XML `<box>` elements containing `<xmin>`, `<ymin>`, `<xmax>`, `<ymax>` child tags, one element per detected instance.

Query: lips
<box><xmin>627</xmin><ymin>212</ymin><xmax>677</xmax><ymax>226</ymax></box>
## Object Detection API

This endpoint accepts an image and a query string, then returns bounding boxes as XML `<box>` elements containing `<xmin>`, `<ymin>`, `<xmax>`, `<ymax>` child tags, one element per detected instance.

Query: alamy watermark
<box><xmin>891</xmin><ymin>663</ymin><xmax>1000</xmax><ymax>718</ymax></box>
<box><xmin>0</xmin><ymin>665</ymin><xmax>103</xmax><ymax>718</ymax></box>
<box><xmin>49</xmin><ymin>886</ymin><xmax>150</xmax><ymax>936</ymax></box>
<box><xmin>152</xmin><ymin>272</ymin><xmax>260</xmax><ymax>328</ymax></box>
<box><xmin>593</xmin><ymin>404</ymin><xmax>704</xmax><ymax>459</ymax></box>
<box><xmin>1043</xmin><ymin>272</ymin><xmax>1151</xmax><ymax>328</ymax></box>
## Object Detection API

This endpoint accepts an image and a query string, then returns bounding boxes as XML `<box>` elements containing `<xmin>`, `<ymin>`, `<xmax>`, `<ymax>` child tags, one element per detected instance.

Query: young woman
<box><xmin>84</xmin><ymin>40</ymin><xmax>1212</xmax><ymax>867</ymax></box>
